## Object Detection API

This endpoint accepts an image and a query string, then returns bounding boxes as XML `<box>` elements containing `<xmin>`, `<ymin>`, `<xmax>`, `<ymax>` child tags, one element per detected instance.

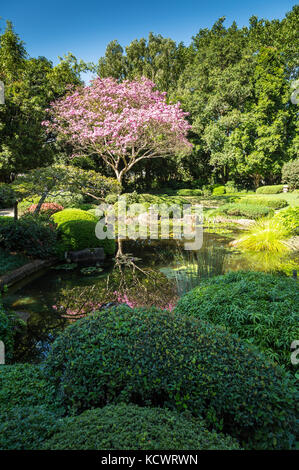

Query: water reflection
<box><xmin>3</xmin><ymin>231</ymin><xmax>298</xmax><ymax>363</ymax></box>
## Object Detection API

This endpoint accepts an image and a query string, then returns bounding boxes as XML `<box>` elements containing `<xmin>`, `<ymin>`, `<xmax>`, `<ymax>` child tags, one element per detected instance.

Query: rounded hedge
<box><xmin>42</xmin><ymin>404</ymin><xmax>240</xmax><ymax>450</ymax></box>
<box><xmin>256</xmin><ymin>185</ymin><xmax>284</xmax><ymax>194</ymax></box>
<box><xmin>44</xmin><ymin>306</ymin><xmax>298</xmax><ymax>449</ymax></box>
<box><xmin>240</xmin><ymin>197</ymin><xmax>288</xmax><ymax>210</ymax></box>
<box><xmin>0</xmin><ymin>406</ymin><xmax>59</xmax><ymax>450</ymax></box>
<box><xmin>175</xmin><ymin>271</ymin><xmax>299</xmax><ymax>371</ymax></box>
<box><xmin>0</xmin><ymin>364</ymin><xmax>56</xmax><ymax>413</ymax></box>
<box><xmin>51</xmin><ymin>208</ymin><xmax>115</xmax><ymax>255</ymax></box>
<box><xmin>220</xmin><ymin>203</ymin><xmax>273</xmax><ymax>219</ymax></box>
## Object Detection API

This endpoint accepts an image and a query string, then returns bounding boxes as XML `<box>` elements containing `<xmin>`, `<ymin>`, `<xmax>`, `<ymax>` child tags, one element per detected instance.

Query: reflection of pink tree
<box><xmin>43</xmin><ymin>77</ymin><xmax>192</xmax><ymax>184</ymax></box>
<box><xmin>53</xmin><ymin>257</ymin><xmax>178</xmax><ymax>320</ymax></box>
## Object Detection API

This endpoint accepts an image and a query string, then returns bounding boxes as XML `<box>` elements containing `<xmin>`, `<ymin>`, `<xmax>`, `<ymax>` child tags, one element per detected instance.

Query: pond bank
<box><xmin>0</xmin><ymin>259</ymin><xmax>55</xmax><ymax>291</ymax></box>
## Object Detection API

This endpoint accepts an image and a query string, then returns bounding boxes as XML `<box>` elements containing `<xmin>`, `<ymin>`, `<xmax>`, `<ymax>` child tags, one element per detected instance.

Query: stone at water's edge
<box><xmin>67</xmin><ymin>247</ymin><xmax>105</xmax><ymax>265</ymax></box>
<box><xmin>0</xmin><ymin>259</ymin><xmax>54</xmax><ymax>291</ymax></box>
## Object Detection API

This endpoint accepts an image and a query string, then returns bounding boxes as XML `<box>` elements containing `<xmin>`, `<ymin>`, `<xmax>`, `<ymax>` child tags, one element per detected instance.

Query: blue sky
<box><xmin>0</xmin><ymin>1</ymin><xmax>297</xmax><ymax>82</ymax></box>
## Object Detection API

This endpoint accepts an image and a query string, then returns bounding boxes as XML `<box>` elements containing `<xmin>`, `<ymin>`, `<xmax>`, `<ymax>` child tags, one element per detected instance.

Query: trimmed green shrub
<box><xmin>0</xmin><ymin>215</ymin><xmax>58</xmax><ymax>259</ymax></box>
<box><xmin>240</xmin><ymin>197</ymin><xmax>288</xmax><ymax>210</ymax></box>
<box><xmin>42</xmin><ymin>404</ymin><xmax>240</xmax><ymax>450</ymax></box>
<box><xmin>44</xmin><ymin>306</ymin><xmax>298</xmax><ymax>449</ymax></box>
<box><xmin>176</xmin><ymin>189</ymin><xmax>203</xmax><ymax>196</ymax></box>
<box><xmin>282</xmin><ymin>159</ymin><xmax>299</xmax><ymax>190</ymax></box>
<box><xmin>256</xmin><ymin>185</ymin><xmax>284</xmax><ymax>194</ymax></box>
<box><xmin>0</xmin><ymin>406</ymin><xmax>59</xmax><ymax>450</ymax></box>
<box><xmin>275</xmin><ymin>206</ymin><xmax>299</xmax><ymax>235</ymax></box>
<box><xmin>51</xmin><ymin>208</ymin><xmax>115</xmax><ymax>255</ymax></box>
<box><xmin>220</xmin><ymin>203</ymin><xmax>273</xmax><ymax>219</ymax></box>
<box><xmin>213</xmin><ymin>186</ymin><xmax>226</xmax><ymax>196</ymax></box>
<box><xmin>0</xmin><ymin>364</ymin><xmax>57</xmax><ymax>413</ymax></box>
<box><xmin>175</xmin><ymin>271</ymin><xmax>299</xmax><ymax>370</ymax></box>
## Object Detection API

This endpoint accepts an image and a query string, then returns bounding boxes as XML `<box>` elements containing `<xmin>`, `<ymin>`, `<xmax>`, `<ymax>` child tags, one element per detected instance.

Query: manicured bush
<box><xmin>51</xmin><ymin>208</ymin><xmax>115</xmax><ymax>255</ymax></box>
<box><xmin>0</xmin><ymin>364</ymin><xmax>56</xmax><ymax>413</ymax></box>
<box><xmin>0</xmin><ymin>215</ymin><xmax>58</xmax><ymax>259</ymax></box>
<box><xmin>44</xmin><ymin>306</ymin><xmax>298</xmax><ymax>449</ymax></box>
<box><xmin>275</xmin><ymin>206</ymin><xmax>299</xmax><ymax>235</ymax></box>
<box><xmin>42</xmin><ymin>404</ymin><xmax>240</xmax><ymax>450</ymax></box>
<box><xmin>240</xmin><ymin>197</ymin><xmax>288</xmax><ymax>210</ymax></box>
<box><xmin>220</xmin><ymin>203</ymin><xmax>273</xmax><ymax>219</ymax></box>
<box><xmin>0</xmin><ymin>406</ymin><xmax>59</xmax><ymax>450</ymax></box>
<box><xmin>256</xmin><ymin>185</ymin><xmax>284</xmax><ymax>194</ymax></box>
<box><xmin>176</xmin><ymin>189</ymin><xmax>203</xmax><ymax>196</ymax></box>
<box><xmin>175</xmin><ymin>271</ymin><xmax>299</xmax><ymax>370</ymax></box>
<box><xmin>282</xmin><ymin>159</ymin><xmax>299</xmax><ymax>190</ymax></box>
<box><xmin>25</xmin><ymin>202</ymin><xmax>64</xmax><ymax>216</ymax></box>
<box><xmin>212</xmin><ymin>186</ymin><xmax>226</xmax><ymax>196</ymax></box>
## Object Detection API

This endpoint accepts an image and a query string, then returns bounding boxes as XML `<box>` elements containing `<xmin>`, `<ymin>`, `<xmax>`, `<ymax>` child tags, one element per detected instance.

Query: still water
<box><xmin>3</xmin><ymin>231</ymin><xmax>298</xmax><ymax>363</ymax></box>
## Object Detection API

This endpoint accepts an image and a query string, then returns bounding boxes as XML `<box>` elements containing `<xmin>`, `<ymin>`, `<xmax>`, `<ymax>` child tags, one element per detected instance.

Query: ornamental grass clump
<box><xmin>175</xmin><ymin>271</ymin><xmax>299</xmax><ymax>370</ymax></box>
<box><xmin>43</xmin><ymin>306</ymin><xmax>298</xmax><ymax>449</ymax></box>
<box><xmin>235</xmin><ymin>218</ymin><xmax>290</xmax><ymax>253</ymax></box>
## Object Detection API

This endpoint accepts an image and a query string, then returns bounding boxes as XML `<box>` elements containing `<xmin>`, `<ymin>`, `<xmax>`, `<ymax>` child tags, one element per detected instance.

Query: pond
<box><xmin>3</xmin><ymin>230</ymin><xmax>298</xmax><ymax>363</ymax></box>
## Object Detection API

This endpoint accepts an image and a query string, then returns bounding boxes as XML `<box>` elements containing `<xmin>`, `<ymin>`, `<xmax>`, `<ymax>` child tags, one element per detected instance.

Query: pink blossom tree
<box><xmin>43</xmin><ymin>77</ymin><xmax>192</xmax><ymax>184</ymax></box>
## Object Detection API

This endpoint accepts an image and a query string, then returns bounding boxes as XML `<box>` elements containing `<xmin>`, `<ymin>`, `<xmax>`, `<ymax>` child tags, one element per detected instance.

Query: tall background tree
<box><xmin>0</xmin><ymin>21</ymin><xmax>88</xmax><ymax>182</ymax></box>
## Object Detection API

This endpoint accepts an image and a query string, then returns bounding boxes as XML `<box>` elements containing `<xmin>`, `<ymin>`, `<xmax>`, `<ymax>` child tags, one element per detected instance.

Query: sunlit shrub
<box><xmin>256</xmin><ymin>185</ymin><xmax>284</xmax><ymax>194</ymax></box>
<box><xmin>235</xmin><ymin>218</ymin><xmax>290</xmax><ymax>253</ymax></box>
<box><xmin>51</xmin><ymin>208</ymin><xmax>115</xmax><ymax>255</ymax></box>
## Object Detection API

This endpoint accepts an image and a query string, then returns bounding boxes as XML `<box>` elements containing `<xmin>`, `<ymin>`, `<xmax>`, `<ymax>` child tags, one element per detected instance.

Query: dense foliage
<box><xmin>42</xmin><ymin>404</ymin><xmax>241</xmax><ymax>450</ymax></box>
<box><xmin>51</xmin><ymin>208</ymin><xmax>115</xmax><ymax>255</ymax></box>
<box><xmin>0</xmin><ymin>364</ymin><xmax>56</xmax><ymax>412</ymax></box>
<box><xmin>0</xmin><ymin>406</ymin><xmax>60</xmax><ymax>450</ymax></box>
<box><xmin>175</xmin><ymin>271</ymin><xmax>299</xmax><ymax>369</ymax></box>
<box><xmin>275</xmin><ymin>206</ymin><xmax>299</xmax><ymax>235</ymax></box>
<box><xmin>0</xmin><ymin>215</ymin><xmax>57</xmax><ymax>258</ymax></box>
<box><xmin>44</xmin><ymin>306</ymin><xmax>298</xmax><ymax>449</ymax></box>
<box><xmin>282</xmin><ymin>159</ymin><xmax>299</xmax><ymax>190</ymax></box>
